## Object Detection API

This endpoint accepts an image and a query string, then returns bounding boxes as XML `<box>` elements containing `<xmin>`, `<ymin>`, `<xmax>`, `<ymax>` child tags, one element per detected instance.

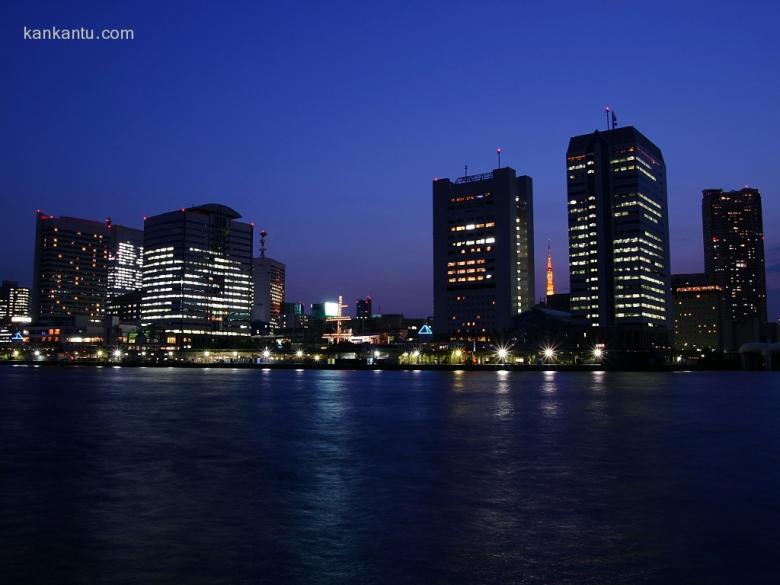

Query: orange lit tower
<box><xmin>546</xmin><ymin>240</ymin><xmax>555</xmax><ymax>298</ymax></box>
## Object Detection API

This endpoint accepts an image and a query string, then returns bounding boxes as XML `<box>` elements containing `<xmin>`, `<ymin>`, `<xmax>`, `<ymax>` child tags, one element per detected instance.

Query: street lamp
<box><xmin>496</xmin><ymin>347</ymin><xmax>509</xmax><ymax>365</ymax></box>
<box><xmin>296</xmin><ymin>349</ymin><xmax>304</xmax><ymax>359</ymax></box>
<box><xmin>543</xmin><ymin>347</ymin><xmax>555</xmax><ymax>362</ymax></box>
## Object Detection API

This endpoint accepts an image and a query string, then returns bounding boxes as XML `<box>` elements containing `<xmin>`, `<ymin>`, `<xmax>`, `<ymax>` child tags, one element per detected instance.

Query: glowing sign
<box><xmin>324</xmin><ymin>302</ymin><xmax>340</xmax><ymax>317</ymax></box>
<box><xmin>418</xmin><ymin>324</ymin><xmax>433</xmax><ymax>336</ymax></box>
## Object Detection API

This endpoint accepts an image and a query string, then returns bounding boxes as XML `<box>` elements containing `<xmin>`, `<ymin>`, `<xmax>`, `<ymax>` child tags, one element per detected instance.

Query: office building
<box><xmin>141</xmin><ymin>204</ymin><xmax>253</xmax><ymax>342</ymax></box>
<box><xmin>32</xmin><ymin>212</ymin><xmax>112</xmax><ymax>325</ymax></box>
<box><xmin>280</xmin><ymin>301</ymin><xmax>306</xmax><ymax>329</ymax></box>
<box><xmin>672</xmin><ymin>273</ymin><xmax>725</xmax><ymax>351</ymax></box>
<box><xmin>106</xmin><ymin>290</ymin><xmax>142</xmax><ymax>324</ymax></box>
<box><xmin>0</xmin><ymin>280</ymin><xmax>31</xmax><ymax>325</ymax></box>
<box><xmin>32</xmin><ymin>211</ymin><xmax>144</xmax><ymax>328</ymax></box>
<box><xmin>702</xmin><ymin>188</ymin><xmax>767</xmax><ymax>324</ymax></box>
<box><xmin>106</xmin><ymin>221</ymin><xmax>144</xmax><ymax>300</ymax></box>
<box><xmin>251</xmin><ymin>231</ymin><xmax>285</xmax><ymax>330</ymax></box>
<box><xmin>566</xmin><ymin>127</ymin><xmax>671</xmax><ymax>344</ymax></box>
<box><xmin>356</xmin><ymin>296</ymin><xmax>372</xmax><ymax>319</ymax></box>
<box><xmin>433</xmin><ymin>166</ymin><xmax>535</xmax><ymax>342</ymax></box>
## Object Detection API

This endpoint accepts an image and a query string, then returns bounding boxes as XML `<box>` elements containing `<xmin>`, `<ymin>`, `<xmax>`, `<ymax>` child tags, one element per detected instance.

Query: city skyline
<box><xmin>2</xmin><ymin>1</ymin><xmax>779</xmax><ymax>319</ymax></box>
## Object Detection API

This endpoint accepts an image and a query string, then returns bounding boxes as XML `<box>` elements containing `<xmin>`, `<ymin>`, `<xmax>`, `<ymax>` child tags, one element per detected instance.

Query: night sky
<box><xmin>2</xmin><ymin>1</ymin><xmax>778</xmax><ymax>319</ymax></box>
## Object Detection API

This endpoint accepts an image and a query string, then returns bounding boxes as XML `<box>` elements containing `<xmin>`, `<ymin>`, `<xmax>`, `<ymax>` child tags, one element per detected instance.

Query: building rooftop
<box><xmin>567</xmin><ymin>126</ymin><xmax>664</xmax><ymax>161</ymax></box>
<box><xmin>188</xmin><ymin>203</ymin><xmax>242</xmax><ymax>219</ymax></box>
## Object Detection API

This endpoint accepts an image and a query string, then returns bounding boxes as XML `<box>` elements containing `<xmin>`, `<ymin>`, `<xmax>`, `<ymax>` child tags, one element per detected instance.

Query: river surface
<box><xmin>1</xmin><ymin>366</ymin><xmax>779</xmax><ymax>584</ymax></box>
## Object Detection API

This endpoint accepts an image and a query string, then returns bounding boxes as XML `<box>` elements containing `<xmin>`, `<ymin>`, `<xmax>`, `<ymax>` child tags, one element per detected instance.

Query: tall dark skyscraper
<box><xmin>566</xmin><ymin>127</ymin><xmax>671</xmax><ymax>343</ymax></box>
<box><xmin>32</xmin><ymin>212</ymin><xmax>144</xmax><ymax>327</ymax></box>
<box><xmin>32</xmin><ymin>212</ymin><xmax>109</xmax><ymax>325</ymax></box>
<box><xmin>433</xmin><ymin>166</ymin><xmax>535</xmax><ymax>342</ymax></box>
<box><xmin>702</xmin><ymin>188</ymin><xmax>767</xmax><ymax>324</ymax></box>
<box><xmin>141</xmin><ymin>204</ymin><xmax>253</xmax><ymax>343</ymax></box>
<box><xmin>32</xmin><ymin>212</ymin><xmax>112</xmax><ymax>326</ymax></box>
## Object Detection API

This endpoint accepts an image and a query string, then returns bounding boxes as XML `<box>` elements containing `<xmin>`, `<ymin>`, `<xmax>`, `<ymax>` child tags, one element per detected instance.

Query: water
<box><xmin>1</xmin><ymin>366</ymin><xmax>779</xmax><ymax>584</ymax></box>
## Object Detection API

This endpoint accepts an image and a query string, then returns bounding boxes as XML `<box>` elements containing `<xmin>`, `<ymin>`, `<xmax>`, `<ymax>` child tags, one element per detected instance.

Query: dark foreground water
<box><xmin>1</xmin><ymin>367</ymin><xmax>779</xmax><ymax>584</ymax></box>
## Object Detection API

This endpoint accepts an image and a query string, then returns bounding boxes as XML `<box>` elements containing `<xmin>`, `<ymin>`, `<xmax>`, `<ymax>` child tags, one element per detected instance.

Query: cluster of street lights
<box><xmin>6</xmin><ymin>342</ymin><xmax>606</xmax><ymax>367</ymax></box>
<box><xmin>257</xmin><ymin>348</ymin><xmax>322</xmax><ymax>363</ymax></box>
<box><xmin>491</xmin><ymin>344</ymin><xmax>603</xmax><ymax>365</ymax></box>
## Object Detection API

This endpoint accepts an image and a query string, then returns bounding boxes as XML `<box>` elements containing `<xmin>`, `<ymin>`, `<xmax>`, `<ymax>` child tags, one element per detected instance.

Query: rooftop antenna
<box><xmin>464</xmin><ymin>163</ymin><xmax>468</xmax><ymax>177</ymax></box>
<box><xmin>611</xmin><ymin>109</ymin><xmax>617</xmax><ymax>130</ymax></box>
<box><xmin>259</xmin><ymin>229</ymin><xmax>268</xmax><ymax>259</ymax></box>
<box><xmin>604</xmin><ymin>106</ymin><xmax>611</xmax><ymax>131</ymax></box>
<box><xmin>496</xmin><ymin>147</ymin><xmax>502</xmax><ymax>168</ymax></box>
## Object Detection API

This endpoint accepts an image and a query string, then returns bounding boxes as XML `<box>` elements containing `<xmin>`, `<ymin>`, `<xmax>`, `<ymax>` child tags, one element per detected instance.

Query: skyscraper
<box><xmin>702</xmin><ymin>188</ymin><xmax>767</xmax><ymax>324</ymax></box>
<box><xmin>251</xmin><ymin>230</ymin><xmax>285</xmax><ymax>330</ymax></box>
<box><xmin>0</xmin><ymin>281</ymin><xmax>31</xmax><ymax>325</ymax></box>
<box><xmin>32</xmin><ymin>212</ymin><xmax>144</xmax><ymax>327</ymax></box>
<box><xmin>566</xmin><ymin>127</ymin><xmax>671</xmax><ymax>344</ymax></box>
<box><xmin>433</xmin><ymin>166</ymin><xmax>535</xmax><ymax>342</ymax></box>
<box><xmin>32</xmin><ymin>212</ymin><xmax>111</xmax><ymax>325</ymax></box>
<box><xmin>106</xmin><ymin>221</ymin><xmax>144</xmax><ymax>301</ymax></box>
<box><xmin>141</xmin><ymin>204</ymin><xmax>253</xmax><ymax>343</ymax></box>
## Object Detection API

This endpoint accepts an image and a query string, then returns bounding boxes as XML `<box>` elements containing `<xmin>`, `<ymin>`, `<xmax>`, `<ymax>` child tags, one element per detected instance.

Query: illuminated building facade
<box><xmin>672</xmin><ymin>273</ymin><xmax>725</xmax><ymax>351</ymax></box>
<box><xmin>141</xmin><ymin>204</ymin><xmax>253</xmax><ymax>341</ymax></box>
<box><xmin>0</xmin><ymin>280</ymin><xmax>31</xmax><ymax>325</ymax></box>
<box><xmin>433</xmin><ymin>166</ymin><xmax>535</xmax><ymax>341</ymax></box>
<box><xmin>566</xmin><ymin>127</ymin><xmax>671</xmax><ymax>342</ymax></box>
<box><xmin>251</xmin><ymin>231</ymin><xmax>285</xmax><ymax>330</ymax></box>
<box><xmin>251</xmin><ymin>258</ymin><xmax>285</xmax><ymax>329</ymax></box>
<box><xmin>702</xmin><ymin>188</ymin><xmax>767</xmax><ymax>324</ymax></box>
<box><xmin>107</xmin><ymin>222</ymin><xmax>144</xmax><ymax>300</ymax></box>
<box><xmin>32</xmin><ymin>212</ymin><xmax>112</xmax><ymax>325</ymax></box>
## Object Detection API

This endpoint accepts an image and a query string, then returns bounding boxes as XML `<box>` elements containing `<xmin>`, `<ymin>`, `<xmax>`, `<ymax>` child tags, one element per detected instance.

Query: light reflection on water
<box><xmin>0</xmin><ymin>367</ymin><xmax>779</xmax><ymax>585</ymax></box>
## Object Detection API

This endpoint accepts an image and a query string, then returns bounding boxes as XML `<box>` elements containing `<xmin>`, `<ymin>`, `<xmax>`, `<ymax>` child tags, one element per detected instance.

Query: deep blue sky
<box><xmin>2</xmin><ymin>0</ymin><xmax>778</xmax><ymax>319</ymax></box>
